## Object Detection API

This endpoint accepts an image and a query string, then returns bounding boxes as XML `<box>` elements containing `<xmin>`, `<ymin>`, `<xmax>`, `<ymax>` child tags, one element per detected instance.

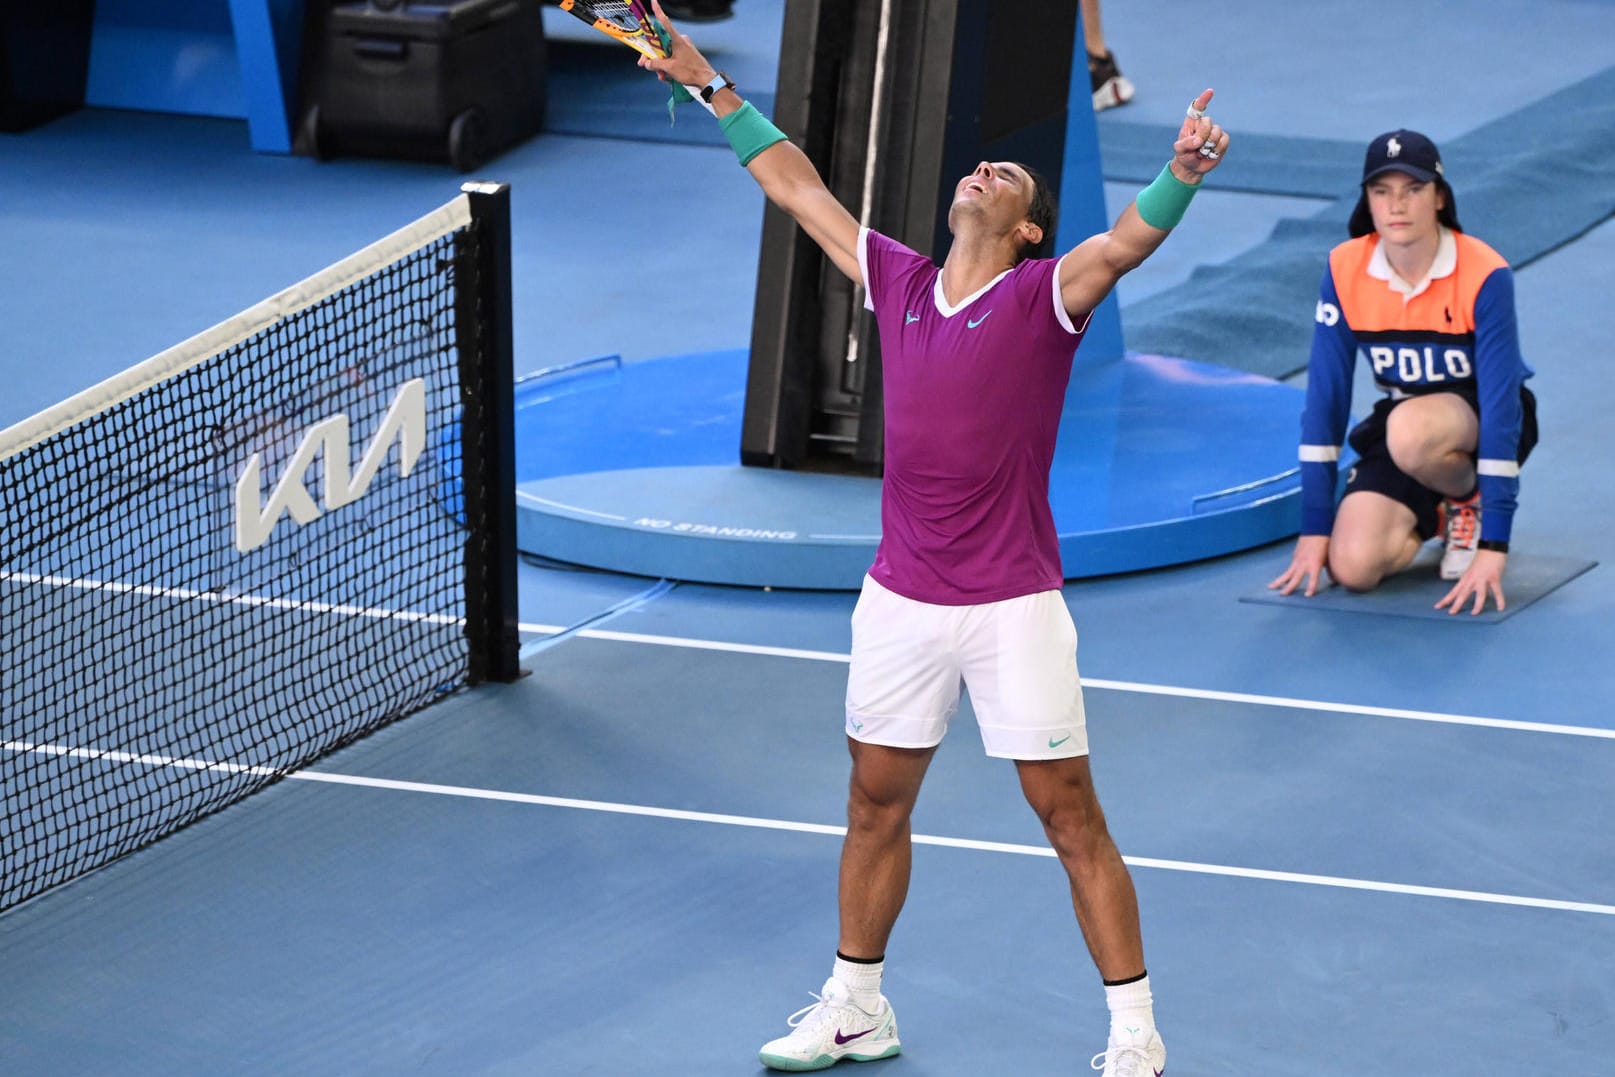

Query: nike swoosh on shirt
<box><xmin>967</xmin><ymin>311</ymin><xmax>992</xmax><ymax>328</ymax></box>
<box><xmin>1048</xmin><ymin>734</ymin><xmax>1071</xmax><ymax>748</ymax></box>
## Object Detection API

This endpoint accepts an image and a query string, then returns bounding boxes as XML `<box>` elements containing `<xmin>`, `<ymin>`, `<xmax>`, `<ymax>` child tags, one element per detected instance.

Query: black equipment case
<box><xmin>1</xmin><ymin>1</ymin><xmax>95</xmax><ymax>132</ymax></box>
<box><xmin>302</xmin><ymin>0</ymin><xmax>546</xmax><ymax>172</ymax></box>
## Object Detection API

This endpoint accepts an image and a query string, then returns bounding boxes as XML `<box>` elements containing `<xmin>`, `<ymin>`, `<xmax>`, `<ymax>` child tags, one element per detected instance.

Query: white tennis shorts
<box><xmin>844</xmin><ymin>575</ymin><xmax>1088</xmax><ymax>760</ymax></box>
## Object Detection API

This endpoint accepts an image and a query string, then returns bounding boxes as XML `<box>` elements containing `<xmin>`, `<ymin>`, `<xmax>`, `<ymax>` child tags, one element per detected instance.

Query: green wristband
<box><xmin>719</xmin><ymin>101</ymin><xmax>788</xmax><ymax>166</ymax></box>
<box><xmin>1134</xmin><ymin>163</ymin><xmax>1199</xmax><ymax>231</ymax></box>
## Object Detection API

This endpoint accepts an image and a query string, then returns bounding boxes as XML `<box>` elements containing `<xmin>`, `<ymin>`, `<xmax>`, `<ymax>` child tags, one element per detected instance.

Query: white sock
<box><xmin>833</xmin><ymin>955</ymin><xmax>884</xmax><ymax>1013</ymax></box>
<box><xmin>1104</xmin><ymin>973</ymin><xmax>1156</xmax><ymax>1042</ymax></box>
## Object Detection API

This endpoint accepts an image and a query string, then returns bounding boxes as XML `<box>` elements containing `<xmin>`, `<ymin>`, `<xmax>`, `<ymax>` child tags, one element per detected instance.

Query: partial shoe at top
<box><xmin>1089</xmin><ymin>50</ymin><xmax>1135</xmax><ymax>111</ymax></box>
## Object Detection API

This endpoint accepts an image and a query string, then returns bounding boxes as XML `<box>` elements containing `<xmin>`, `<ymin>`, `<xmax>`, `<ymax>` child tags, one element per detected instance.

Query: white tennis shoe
<box><xmin>758</xmin><ymin>976</ymin><xmax>900</xmax><ymax>1072</ymax></box>
<box><xmin>1091</xmin><ymin>1025</ymin><xmax>1167</xmax><ymax>1077</ymax></box>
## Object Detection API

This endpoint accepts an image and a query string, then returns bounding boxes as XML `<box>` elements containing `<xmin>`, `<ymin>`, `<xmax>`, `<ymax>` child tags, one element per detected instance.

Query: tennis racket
<box><xmin>557</xmin><ymin>0</ymin><xmax>669</xmax><ymax>60</ymax></box>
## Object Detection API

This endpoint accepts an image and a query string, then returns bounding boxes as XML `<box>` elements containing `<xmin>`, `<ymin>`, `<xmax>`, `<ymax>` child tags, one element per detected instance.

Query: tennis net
<box><xmin>0</xmin><ymin>182</ymin><xmax>521</xmax><ymax>913</ymax></box>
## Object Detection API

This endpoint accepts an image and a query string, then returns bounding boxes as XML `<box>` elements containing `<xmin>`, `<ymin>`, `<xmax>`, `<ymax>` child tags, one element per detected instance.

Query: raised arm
<box><xmin>640</xmin><ymin>1</ymin><xmax>862</xmax><ymax>284</ymax></box>
<box><xmin>1058</xmin><ymin>89</ymin><xmax>1228</xmax><ymax>318</ymax></box>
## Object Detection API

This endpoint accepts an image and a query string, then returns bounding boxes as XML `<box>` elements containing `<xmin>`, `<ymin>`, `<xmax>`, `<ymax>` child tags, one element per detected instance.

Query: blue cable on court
<box><xmin>518</xmin><ymin>578</ymin><xmax>677</xmax><ymax>659</ymax></box>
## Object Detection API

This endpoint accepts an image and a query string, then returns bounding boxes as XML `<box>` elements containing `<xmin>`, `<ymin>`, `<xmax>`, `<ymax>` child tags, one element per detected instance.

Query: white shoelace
<box><xmin>786</xmin><ymin>992</ymin><xmax>832</xmax><ymax>1030</ymax></box>
<box><xmin>1090</xmin><ymin>1043</ymin><xmax>1156</xmax><ymax>1076</ymax></box>
<box><xmin>777</xmin><ymin>982</ymin><xmax>882</xmax><ymax>1047</ymax></box>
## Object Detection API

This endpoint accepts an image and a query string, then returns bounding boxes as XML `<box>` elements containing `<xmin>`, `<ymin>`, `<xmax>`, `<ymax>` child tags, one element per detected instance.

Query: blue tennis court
<box><xmin>3</xmin><ymin>2</ymin><xmax>1614</xmax><ymax>1074</ymax></box>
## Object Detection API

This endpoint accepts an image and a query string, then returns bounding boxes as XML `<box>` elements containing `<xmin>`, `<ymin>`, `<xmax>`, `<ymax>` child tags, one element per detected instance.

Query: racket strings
<box><xmin>560</xmin><ymin>0</ymin><xmax>669</xmax><ymax>60</ymax></box>
<box><xmin>567</xmin><ymin>0</ymin><xmax>643</xmax><ymax>32</ymax></box>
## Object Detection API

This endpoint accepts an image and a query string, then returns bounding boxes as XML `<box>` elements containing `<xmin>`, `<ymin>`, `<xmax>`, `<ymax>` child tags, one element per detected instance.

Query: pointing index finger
<box><xmin>1181</xmin><ymin>88</ymin><xmax>1215</xmax><ymax>135</ymax></box>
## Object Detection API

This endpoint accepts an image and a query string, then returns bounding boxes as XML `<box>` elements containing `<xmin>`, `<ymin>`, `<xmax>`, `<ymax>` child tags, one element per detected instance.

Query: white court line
<box><xmin>11</xmin><ymin>569</ymin><xmax>1598</xmax><ymax>740</ymax></box>
<box><xmin>289</xmin><ymin>769</ymin><xmax>1615</xmax><ymax>917</ymax></box>
<box><xmin>3</xmin><ymin>570</ymin><xmax>462</xmax><ymax>626</ymax></box>
<box><xmin>4</xmin><ymin>739</ymin><xmax>277</xmax><ymax>777</ymax></box>
<box><xmin>516</xmin><ymin>621</ymin><xmax>1615</xmax><ymax>741</ymax></box>
<box><xmin>522</xmin><ymin>622</ymin><xmax>853</xmax><ymax>664</ymax></box>
<box><xmin>1076</xmin><ymin>678</ymin><xmax>1615</xmax><ymax>740</ymax></box>
<box><xmin>8</xmin><ymin>737</ymin><xmax>1611</xmax><ymax>914</ymax></box>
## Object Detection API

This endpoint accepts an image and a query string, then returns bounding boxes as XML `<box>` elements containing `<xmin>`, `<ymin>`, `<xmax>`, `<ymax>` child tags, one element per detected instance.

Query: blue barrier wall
<box><xmin>1054</xmin><ymin>11</ymin><xmax>1124</xmax><ymax>363</ymax></box>
<box><xmin>85</xmin><ymin>0</ymin><xmax>303</xmax><ymax>152</ymax></box>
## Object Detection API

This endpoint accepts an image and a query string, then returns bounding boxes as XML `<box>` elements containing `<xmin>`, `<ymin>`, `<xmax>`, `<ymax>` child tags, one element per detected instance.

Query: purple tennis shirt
<box><xmin>858</xmin><ymin>227</ymin><xmax>1089</xmax><ymax>605</ymax></box>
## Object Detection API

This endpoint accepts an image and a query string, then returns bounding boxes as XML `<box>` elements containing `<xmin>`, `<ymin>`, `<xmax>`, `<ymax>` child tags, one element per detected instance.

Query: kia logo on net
<box><xmin>233</xmin><ymin>378</ymin><xmax>426</xmax><ymax>552</ymax></box>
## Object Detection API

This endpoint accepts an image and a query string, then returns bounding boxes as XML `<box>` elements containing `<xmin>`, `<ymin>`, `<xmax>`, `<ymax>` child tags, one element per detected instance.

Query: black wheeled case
<box><xmin>1</xmin><ymin>0</ymin><xmax>95</xmax><ymax>133</ymax></box>
<box><xmin>302</xmin><ymin>0</ymin><xmax>546</xmax><ymax>172</ymax></box>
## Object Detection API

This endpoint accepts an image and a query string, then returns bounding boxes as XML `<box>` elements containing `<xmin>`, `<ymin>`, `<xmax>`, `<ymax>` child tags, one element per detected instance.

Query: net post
<box><xmin>458</xmin><ymin>180</ymin><xmax>523</xmax><ymax>684</ymax></box>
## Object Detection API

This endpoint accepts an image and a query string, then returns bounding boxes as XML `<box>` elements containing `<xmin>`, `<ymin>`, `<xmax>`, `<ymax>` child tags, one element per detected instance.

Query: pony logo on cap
<box><xmin>1386</xmin><ymin>137</ymin><xmax>1402</xmax><ymax>158</ymax></box>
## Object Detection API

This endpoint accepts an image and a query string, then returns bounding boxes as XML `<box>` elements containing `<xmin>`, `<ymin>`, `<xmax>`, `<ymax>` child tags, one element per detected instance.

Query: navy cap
<box><xmin>1347</xmin><ymin>129</ymin><xmax>1461</xmax><ymax>238</ymax></box>
<box><xmin>1361</xmin><ymin>129</ymin><xmax>1444</xmax><ymax>184</ymax></box>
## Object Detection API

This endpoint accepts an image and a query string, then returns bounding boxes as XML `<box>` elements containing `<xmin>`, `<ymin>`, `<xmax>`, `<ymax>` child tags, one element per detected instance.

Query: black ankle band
<box><xmin>1102</xmin><ymin>969</ymin><xmax>1148</xmax><ymax>987</ymax></box>
<box><xmin>836</xmin><ymin>951</ymin><xmax>884</xmax><ymax>964</ymax></box>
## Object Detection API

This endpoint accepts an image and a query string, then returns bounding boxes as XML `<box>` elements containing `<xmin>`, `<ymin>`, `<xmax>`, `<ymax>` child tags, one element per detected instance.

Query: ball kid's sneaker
<box><xmin>1439</xmin><ymin>491</ymin><xmax>1482</xmax><ymax>580</ymax></box>
<box><xmin>758</xmin><ymin>976</ymin><xmax>900</xmax><ymax>1072</ymax></box>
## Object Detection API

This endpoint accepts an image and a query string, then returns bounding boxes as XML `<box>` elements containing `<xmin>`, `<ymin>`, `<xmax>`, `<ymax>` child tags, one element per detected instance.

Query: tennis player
<box><xmin>1268</xmin><ymin>129</ymin><xmax>1537</xmax><ymax>615</ymax></box>
<box><xmin>642</xmin><ymin>5</ymin><xmax>1225</xmax><ymax>1072</ymax></box>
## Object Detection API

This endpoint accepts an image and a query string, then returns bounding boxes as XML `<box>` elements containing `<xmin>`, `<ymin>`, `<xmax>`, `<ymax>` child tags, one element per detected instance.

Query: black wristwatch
<box><xmin>699</xmin><ymin>70</ymin><xmax>735</xmax><ymax>104</ymax></box>
<box><xmin>1477</xmin><ymin>539</ymin><xmax>1509</xmax><ymax>553</ymax></box>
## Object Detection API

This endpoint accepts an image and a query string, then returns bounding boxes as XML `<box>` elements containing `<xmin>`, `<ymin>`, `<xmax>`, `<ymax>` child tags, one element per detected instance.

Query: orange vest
<box><xmin>1329</xmin><ymin>232</ymin><xmax>1507</xmax><ymax>339</ymax></box>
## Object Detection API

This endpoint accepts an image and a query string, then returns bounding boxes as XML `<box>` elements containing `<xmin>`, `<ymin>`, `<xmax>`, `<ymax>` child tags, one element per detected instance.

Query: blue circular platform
<box><xmin>513</xmin><ymin>349</ymin><xmax>1304</xmax><ymax>589</ymax></box>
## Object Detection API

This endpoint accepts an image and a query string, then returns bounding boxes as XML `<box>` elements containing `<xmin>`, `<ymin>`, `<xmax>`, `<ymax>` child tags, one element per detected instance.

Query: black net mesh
<box><xmin>1</xmin><ymin>212</ymin><xmax>491</xmax><ymax>912</ymax></box>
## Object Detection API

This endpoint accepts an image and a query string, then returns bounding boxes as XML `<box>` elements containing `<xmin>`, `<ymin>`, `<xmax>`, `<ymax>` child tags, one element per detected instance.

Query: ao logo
<box><xmin>234</xmin><ymin>378</ymin><xmax>426</xmax><ymax>552</ymax></box>
<box><xmin>1315</xmin><ymin>301</ymin><xmax>1340</xmax><ymax>326</ymax></box>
